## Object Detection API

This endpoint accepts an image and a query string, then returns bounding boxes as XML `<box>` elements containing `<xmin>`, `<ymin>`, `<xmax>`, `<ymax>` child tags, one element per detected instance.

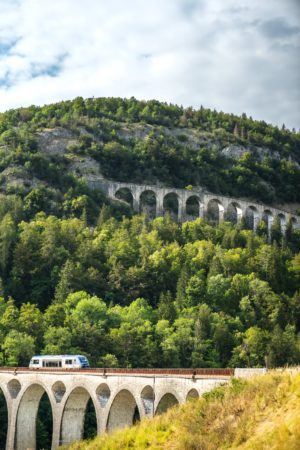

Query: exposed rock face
<box><xmin>221</xmin><ymin>145</ymin><xmax>249</xmax><ymax>159</ymax></box>
<box><xmin>37</xmin><ymin>128</ymin><xmax>78</xmax><ymax>155</ymax></box>
<box><xmin>221</xmin><ymin>144</ymin><xmax>299</xmax><ymax>168</ymax></box>
<box><xmin>117</xmin><ymin>123</ymin><xmax>154</xmax><ymax>141</ymax></box>
<box><xmin>68</xmin><ymin>156</ymin><xmax>103</xmax><ymax>179</ymax></box>
<box><xmin>117</xmin><ymin>123</ymin><xmax>215</xmax><ymax>150</ymax></box>
<box><xmin>0</xmin><ymin>165</ymin><xmax>43</xmax><ymax>190</ymax></box>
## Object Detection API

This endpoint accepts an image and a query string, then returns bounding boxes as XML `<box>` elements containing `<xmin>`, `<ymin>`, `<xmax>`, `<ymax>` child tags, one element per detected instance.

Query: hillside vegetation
<box><xmin>64</xmin><ymin>371</ymin><xmax>300</xmax><ymax>450</ymax></box>
<box><xmin>0</xmin><ymin>97</ymin><xmax>300</xmax><ymax>210</ymax></box>
<box><xmin>0</xmin><ymin>98</ymin><xmax>299</xmax><ymax>446</ymax></box>
<box><xmin>0</xmin><ymin>98</ymin><xmax>299</xmax><ymax>371</ymax></box>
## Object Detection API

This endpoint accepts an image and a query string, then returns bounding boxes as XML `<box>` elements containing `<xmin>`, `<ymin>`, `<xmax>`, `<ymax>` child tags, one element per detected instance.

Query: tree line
<box><xmin>0</xmin><ymin>205</ymin><xmax>299</xmax><ymax>369</ymax></box>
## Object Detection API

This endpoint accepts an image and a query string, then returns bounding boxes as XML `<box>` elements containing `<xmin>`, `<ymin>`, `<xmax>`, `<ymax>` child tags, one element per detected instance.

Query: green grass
<box><xmin>65</xmin><ymin>370</ymin><xmax>300</xmax><ymax>450</ymax></box>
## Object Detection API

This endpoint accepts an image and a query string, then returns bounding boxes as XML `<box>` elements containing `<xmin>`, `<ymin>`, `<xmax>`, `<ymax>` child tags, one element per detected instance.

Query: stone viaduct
<box><xmin>88</xmin><ymin>178</ymin><xmax>299</xmax><ymax>234</ymax></box>
<box><xmin>0</xmin><ymin>367</ymin><xmax>264</xmax><ymax>450</ymax></box>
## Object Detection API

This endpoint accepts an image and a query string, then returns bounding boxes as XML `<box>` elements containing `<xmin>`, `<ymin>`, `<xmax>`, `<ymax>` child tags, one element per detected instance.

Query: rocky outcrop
<box><xmin>37</xmin><ymin>128</ymin><xmax>78</xmax><ymax>155</ymax></box>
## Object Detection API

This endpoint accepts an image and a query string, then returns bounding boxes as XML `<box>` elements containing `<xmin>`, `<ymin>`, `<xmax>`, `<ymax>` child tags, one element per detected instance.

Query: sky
<box><xmin>0</xmin><ymin>0</ymin><xmax>299</xmax><ymax>129</ymax></box>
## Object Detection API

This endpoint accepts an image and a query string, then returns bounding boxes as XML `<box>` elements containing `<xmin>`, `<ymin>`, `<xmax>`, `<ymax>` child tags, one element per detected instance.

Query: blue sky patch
<box><xmin>30</xmin><ymin>53</ymin><xmax>68</xmax><ymax>79</ymax></box>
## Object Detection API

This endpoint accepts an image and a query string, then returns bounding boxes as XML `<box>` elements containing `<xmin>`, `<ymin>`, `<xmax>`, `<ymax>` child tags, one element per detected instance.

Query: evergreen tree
<box><xmin>157</xmin><ymin>291</ymin><xmax>177</xmax><ymax>322</ymax></box>
<box><xmin>54</xmin><ymin>259</ymin><xmax>76</xmax><ymax>303</ymax></box>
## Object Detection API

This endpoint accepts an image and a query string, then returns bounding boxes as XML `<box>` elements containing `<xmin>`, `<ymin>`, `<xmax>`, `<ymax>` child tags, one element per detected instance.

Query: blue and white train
<box><xmin>29</xmin><ymin>355</ymin><xmax>90</xmax><ymax>369</ymax></box>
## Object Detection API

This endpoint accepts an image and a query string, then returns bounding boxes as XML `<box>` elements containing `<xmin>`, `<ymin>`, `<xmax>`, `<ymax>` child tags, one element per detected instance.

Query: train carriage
<box><xmin>29</xmin><ymin>354</ymin><xmax>90</xmax><ymax>369</ymax></box>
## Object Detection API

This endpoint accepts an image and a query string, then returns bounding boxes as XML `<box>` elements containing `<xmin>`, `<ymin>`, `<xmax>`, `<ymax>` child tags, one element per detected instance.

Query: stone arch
<box><xmin>186</xmin><ymin>389</ymin><xmax>199</xmax><ymax>401</ymax></box>
<box><xmin>225</xmin><ymin>202</ymin><xmax>243</xmax><ymax>224</ymax></box>
<box><xmin>60</xmin><ymin>386</ymin><xmax>97</xmax><ymax>445</ymax></box>
<box><xmin>141</xmin><ymin>385</ymin><xmax>155</xmax><ymax>416</ymax></box>
<box><xmin>277</xmin><ymin>213</ymin><xmax>287</xmax><ymax>234</ymax></box>
<box><xmin>263</xmin><ymin>209</ymin><xmax>274</xmax><ymax>233</ymax></box>
<box><xmin>206</xmin><ymin>199</ymin><xmax>225</xmax><ymax>224</ymax></box>
<box><xmin>186</xmin><ymin>195</ymin><xmax>202</xmax><ymax>219</ymax></box>
<box><xmin>0</xmin><ymin>385</ymin><xmax>8</xmax><ymax>450</ymax></box>
<box><xmin>107</xmin><ymin>389</ymin><xmax>140</xmax><ymax>433</ymax></box>
<box><xmin>290</xmin><ymin>217</ymin><xmax>298</xmax><ymax>229</ymax></box>
<box><xmin>245</xmin><ymin>205</ymin><xmax>259</xmax><ymax>231</ymax></box>
<box><xmin>155</xmin><ymin>393</ymin><xmax>179</xmax><ymax>415</ymax></box>
<box><xmin>7</xmin><ymin>379</ymin><xmax>21</xmax><ymax>399</ymax></box>
<box><xmin>15</xmin><ymin>383</ymin><xmax>53</xmax><ymax>450</ymax></box>
<box><xmin>96</xmin><ymin>383</ymin><xmax>111</xmax><ymax>408</ymax></box>
<box><xmin>52</xmin><ymin>381</ymin><xmax>66</xmax><ymax>403</ymax></box>
<box><xmin>163</xmin><ymin>192</ymin><xmax>179</xmax><ymax>221</ymax></box>
<box><xmin>139</xmin><ymin>190</ymin><xmax>157</xmax><ymax>218</ymax></box>
<box><xmin>114</xmin><ymin>187</ymin><xmax>134</xmax><ymax>208</ymax></box>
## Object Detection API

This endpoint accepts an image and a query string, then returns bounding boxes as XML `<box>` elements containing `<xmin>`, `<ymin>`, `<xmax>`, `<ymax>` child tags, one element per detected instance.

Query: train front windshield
<box><xmin>79</xmin><ymin>357</ymin><xmax>89</xmax><ymax>367</ymax></box>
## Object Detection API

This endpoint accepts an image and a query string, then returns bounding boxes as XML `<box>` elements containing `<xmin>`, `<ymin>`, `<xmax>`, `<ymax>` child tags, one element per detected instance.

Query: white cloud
<box><xmin>0</xmin><ymin>0</ymin><xmax>299</xmax><ymax>129</ymax></box>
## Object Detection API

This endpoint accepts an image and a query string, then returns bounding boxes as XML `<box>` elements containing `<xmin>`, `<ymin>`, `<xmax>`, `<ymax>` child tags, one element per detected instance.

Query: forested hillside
<box><xmin>0</xmin><ymin>207</ymin><xmax>300</xmax><ymax>370</ymax></box>
<box><xmin>0</xmin><ymin>97</ymin><xmax>299</xmax><ymax>370</ymax></box>
<box><xmin>0</xmin><ymin>96</ymin><xmax>300</xmax><ymax>448</ymax></box>
<box><xmin>1</xmin><ymin>97</ymin><xmax>300</xmax><ymax>209</ymax></box>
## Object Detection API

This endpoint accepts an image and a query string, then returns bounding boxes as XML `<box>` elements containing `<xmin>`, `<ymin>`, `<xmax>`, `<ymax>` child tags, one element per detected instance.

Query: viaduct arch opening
<box><xmin>290</xmin><ymin>217</ymin><xmax>298</xmax><ymax>229</ymax></box>
<box><xmin>36</xmin><ymin>392</ymin><xmax>53</xmax><ymax>450</ymax></box>
<box><xmin>96</xmin><ymin>383</ymin><xmax>111</xmax><ymax>408</ymax></box>
<box><xmin>156</xmin><ymin>393</ymin><xmax>179</xmax><ymax>415</ymax></box>
<box><xmin>60</xmin><ymin>387</ymin><xmax>97</xmax><ymax>446</ymax></box>
<box><xmin>263</xmin><ymin>209</ymin><xmax>274</xmax><ymax>232</ymax></box>
<box><xmin>83</xmin><ymin>398</ymin><xmax>97</xmax><ymax>440</ymax></box>
<box><xmin>186</xmin><ymin>196</ymin><xmax>201</xmax><ymax>219</ymax></box>
<box><xmin>107</xmin><ymin>389</ymin><xmax>140</xmax><ymax>433</ymax></box>
<box><xmin>163</xmin><ymin>193</ymin><xmax>179</xmax><ymax>221</ymax></box>
<box><xmin>186</xmin><ymin>388</ymin><xmax>199</xmax><ymax>401</ymax></box>
<box><xmin>277</xmin><ymin>213</ymin><xmax>286</xmax><ymax>234</ymax></box>
<box><xmin>245</xmin><ymin>206</ymin><xmax>259</xmax><ymax>231</ymax></box>
<box><xmin>115</xmin><ymin>188</ymin><xmax>134</xmax><ymax>208</ymax></box>
<box><xmin>0</xmin><ymin>387</ymin><xmax>8</xmax><ymax>450</ymax></box>
<box><xmin>206</xmin><ymin>199</ymin><xmax>224</xmax><ymax>224</ymax></box>
<box><xmin>52</xmin><ymin>381</ymin><xmax>66</xmax><ymax>403</ymax></box>
<box><xmin>7</xmin><ymin>379</ymin><xmax>21</xmax><ymax>399</ymax></box>
<box><xmin>141</xmin><ymin>385</ymin><xmax>155</xmax><ymax>416</ymax></box>
<box><xmin>140</xmin><ymin>190</ymin><xmax>156</xmax><ymax>219</ymax></box>
<box><xmin>225</xmin><ymin>202</ymin><xmax>242</xmax><ymax>224</ymax></box>
<box><xmin>15</xmin><ymin>384</ymin><xmax>53</xmax><ymax>450</ymax></box>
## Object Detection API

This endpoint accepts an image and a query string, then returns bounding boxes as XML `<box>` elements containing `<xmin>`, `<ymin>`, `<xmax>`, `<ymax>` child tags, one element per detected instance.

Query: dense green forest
<box><xmin>0</xmin><ymin>211</ymin><xmax>299</xmax><ymax>369</ymax></box>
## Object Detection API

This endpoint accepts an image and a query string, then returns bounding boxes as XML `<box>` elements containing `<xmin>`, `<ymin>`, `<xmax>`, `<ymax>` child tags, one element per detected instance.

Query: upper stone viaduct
<box><xmin>88</xmin><ymin>178</ymin><xmax>299</xmax><ymax>234</ymax></box>
<box><xmin>0</xmin><ymin>367</ymin><xmax>263</xmax><ymax>450</ymax></box>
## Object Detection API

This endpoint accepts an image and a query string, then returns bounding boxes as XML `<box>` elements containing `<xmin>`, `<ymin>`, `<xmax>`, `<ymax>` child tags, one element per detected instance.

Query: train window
<box><xmin>33</xmin><ymin>359</ymin><xmax>39</xmax><ymax>364</ymax></box>
<box><xmin>65</xmin><ymin>360</ymin><xmax>72</xmax><ymax>364</ymax></box>
<box><xmin>45</xmin><ymin>361</ymin><xmax>60</xmax><ymax>367</ymax></box>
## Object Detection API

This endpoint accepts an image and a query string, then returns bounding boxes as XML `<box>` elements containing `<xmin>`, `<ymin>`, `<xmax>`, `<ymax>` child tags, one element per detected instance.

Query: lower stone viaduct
<box><xmin>88</xmin><ymin>179</ymin><xmax>299</xmax><ymax>233</ymax></box>
<box><xmin>0</xmin><ymin>367</ymin><xmax>264</xmax><ymax>450</ymax></box>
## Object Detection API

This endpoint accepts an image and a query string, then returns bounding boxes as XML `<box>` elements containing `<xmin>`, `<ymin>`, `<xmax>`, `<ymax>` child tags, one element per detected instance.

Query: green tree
<box><xmin>18</xmin><ymin>302</ymin><xmax>44</xmax><ymax>346</ymax></box>
<box><xmin>43</xmin><ymin>327</ymin><xmax>72</xmax><ymax>354</ymax></box>
<box><xmin>268</xmin><ymin>325</ymin><xmax>300</xmax><ymax>367</ymax></box>
<box><xmin>2</xmin><ymin>331</ymin><xmax>35</xmax><ymax>366</ymax></box>
<box><xmin>230</xmin><ymin>327</ymin><xmax>270</xmax><ymax>367</ymax></box>
<box><xmin>0</xmin><ymin>213</ymin><xmax>16</xmax><ymax>276</ymax></box>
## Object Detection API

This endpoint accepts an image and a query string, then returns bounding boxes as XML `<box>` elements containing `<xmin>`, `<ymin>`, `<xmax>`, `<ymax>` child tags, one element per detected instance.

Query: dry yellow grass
<box><xmin>66</xmin><ymin>371</ymin><xmax>300</xmax><ymax>450</ymax></box>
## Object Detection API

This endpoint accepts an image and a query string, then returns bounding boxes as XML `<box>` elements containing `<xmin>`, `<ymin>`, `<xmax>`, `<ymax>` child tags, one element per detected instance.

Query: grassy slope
<box><xmin>66</xmin><ymin>371</ymin><xmax>300</xmax><ymax>450</ymax></box>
